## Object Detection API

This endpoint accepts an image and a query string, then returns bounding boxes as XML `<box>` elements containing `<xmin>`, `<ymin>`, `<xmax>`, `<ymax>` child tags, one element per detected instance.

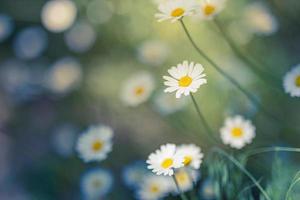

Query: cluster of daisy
<box><xmin>122</xmin><ymin>144</ymin><xmax>202</xmax><ymax>200</ymax></box>
<box><xmin>141</xmin><ymin>115</ymin><xmax>255</xmax><ymax>199</ymax></box>
<box><xmin>76</xmin><ymin>125</ymin><xmax>114</xmax><ymax>199</ymax></box>
<box><xmin>155</xmin><ymin>0</ymin><xmax>226</xmax><ymax>23</ymax></box>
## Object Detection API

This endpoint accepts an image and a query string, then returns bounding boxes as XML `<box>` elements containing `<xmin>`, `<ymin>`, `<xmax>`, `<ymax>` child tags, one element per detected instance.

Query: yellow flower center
<box><xmin>150</xmin><ymin>185</ymin><xmax>160</xmax><ymax>193</ymax></box>
<box><xmin>161</xmin><ymin>158</ymin><xmax>173</xmax><ymax>169</ymax></box>
<box><xmin>93</xmin><ymin>180</ymin><xmax>102</xmax><ymax>188</ymax></box>
<box><xmin>92</xmin><ymin>140</ymin><xmax>103</xmax><ymax>152</ymax></box>
<box><xmin>178</xmin><ymin>76</ymin><xmax>192</xmax><ymax>87</ymax></box>
<box><xmin>175</xmin><ymin>171</ymin><xmax>188</xmax><ymax>184</ymax></box>
<box><xmin>183</xmin><ymin>156</ymin><xmax>192</xmax><ymax>166</ymax></box>
<box><xmin>134</xmin><ymin>86</ymin><xmax>145</xmax><ymax>96</ymax></box>
<box><xmin>171</xmin><ymin>8</ymin><xmax>185</xmax><ymax>17</ymax></box>
<box><xmin>203</xmin><ymin>4</ymin><xmax>216</xmax><ymax>16</ymax></box>
<box><xmin>295</xmin><ymin>76</ymin><xmax>300</xmax><ymax>87</ymax></box>
<box><xmin>231</xmin><ymin>127</ymin><xmax>243</xmax><ymax>138</ymax></box>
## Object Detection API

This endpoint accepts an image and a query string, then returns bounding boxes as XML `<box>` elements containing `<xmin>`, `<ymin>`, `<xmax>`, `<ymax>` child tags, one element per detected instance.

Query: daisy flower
<box><xmin>137</xmin><ymin>175</ymin><xmax>172</xmax><ymax>200</ymax></box>
<box><xmin>120</xmin><ymin>71</ymin><xmax>155</xmax><ymax>107</ymax></box>
<box><xmin>153</xmin><ymin>91</ymin><xmax>188</xmax><ymax>115</ymax></box>
<box><xmin>243</xmin><ymin>2</ymin><xmax>278</xmax><ymax>36</ymax></box>
<box><xmin>52</xmin><ymin>124</ymin><xmax>77</xmax><ymax>157</ymax></box>
<box><xmin>76</xmin><ymin>125</ymin><xmax>113</xmax><ymax>162</ymax></box>
<box><xmin>155</xmin><ymin>0</ymin><xmax>196</xmax><ymax>23</ymax></box>
<box><xmin>122</xmin><ymin>161</ymin><xmax>149</xmax><ymax>190</ymax></box>
<box><xmin>220</xmin><ymin>115</ymin><xmax>256</xmax><ymax>149</ymax></box>
<box><xmin>177</xmin><ymin>144</ymin><xmax>204</xmax><ymax>169</ymax></box>
<box><xmin>200</xmin><ymin>179</ymin><xmax>216</xmax><ymax>199</ymax></box>
<box><xmin>172</xmin><ymin>169</ymin><xmax>200</xmax><ymax>193</ymax></box>
<box><xmin>196</xmin><ymin>0</ymin><xmax>226</xmax><ymax>20</ymax></box>
<box><xmin>163</xmin><ymin>61</ymin><xmax>207</xmax><ymax>98</ymax></box>
<box><xmin>283</xmin><ymin>64</ymin><xmax>300</xmax><ymax>97</ymax></box>
<box><xmin>137</xmin><ymin>40</ymin><xmax>169</xmax><ymax>67</ymax></box>
<box><xmin>147</xmin><ymin>144</ymin><xmax>184</xmax><ymax>176</ymax></box>
<box><xmin>81</xmin><ymin>168</ymin><xmax>113</xmax><ymax>199</ymax></box>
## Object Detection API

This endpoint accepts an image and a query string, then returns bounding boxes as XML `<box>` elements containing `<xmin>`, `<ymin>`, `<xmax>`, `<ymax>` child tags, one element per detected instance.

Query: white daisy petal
<box><xmin>146</xmin><ymin>143</ymin><xmax>184</xmax><ymax>176</ymax></box>
<box><xmin>155</xmin><ymin>0</ymin><xmax>196</xmax><ymax>23</ymax></box>
<box><xmin>195</xmin><ymin>0</ymin><xmax>226</xmax><ymax>20</ymax></box>
<box><xmin>163</xmin><ymin>61</ymin><xmax>207</xmax><ymax>98</ymax></box>
<box><xmin>219</xmin><ymin>115</ymin><xmax>256</xmax><ymax>149</ymax></box>
<box><xmin>120</xmin><ymin>71</ymin><xmax>155</xmax><ymax>107</ymax></box>
<box><xmin>76</xmin><ymin>125</ymin><xmax>114</xmax><ymax>162</ymax></box>
<box><xmin>177</xmin><ymin>144</ymin><xmax>204</xmax><ymax>170</ymax></box>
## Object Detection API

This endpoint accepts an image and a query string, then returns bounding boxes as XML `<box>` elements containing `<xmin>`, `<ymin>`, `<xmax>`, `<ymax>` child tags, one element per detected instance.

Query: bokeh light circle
<box><xmin>0</xmin><ymin>14</ymin><xmax>14</xmax><ymax>42</ymax></box>
<box><xmin>13</xmin><ymin>26</ymin><xmax>48</xmax><ymax>60</ymax></box>
<box><xmin>64</xmin><ymin>20</ymin><xmax>97</xmax><ymax>53</ymax></box>
<box><xmin>41</xmin><ymin>0</ymin><xmax>77</xmax><ymax>32</ymax></box>
<box><xmin>86</xmin><ymin>0</ymin><xmax>114</xmax><ymax>24</ymax></box>
<box><xmin>45</xmin><ymin>57</ymin><xmax>82</xmax><ymax>94</ymax></box>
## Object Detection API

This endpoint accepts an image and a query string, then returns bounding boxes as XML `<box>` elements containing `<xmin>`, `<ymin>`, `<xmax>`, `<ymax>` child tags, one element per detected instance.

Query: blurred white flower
<box><xmin>120</xmin><ymin>71</ymin><xmax>155</xmax><ymax>107</ymax></box>
<box><xmin>153</xmin><ymin>92</ymin><xmax>188</xmax><ymax>115</ymax></box>
<box><xmin>172</xmin><ymin>169</ymin><xmax>199</xmax><ymax>193</ymax></box>
<box><xmin>200</xmin><ymin>179</ymin><xmax>216</xmax><ymax>199</ymax></box>
<box><xmin>220</xmin><ymin>115</ymin><xmax>256</xmax><ymax>149</ymax></box>
<box><xmin>177</xmin><ymin>144</ymin><xmax>203</xmax><ymax>169</ymax></box>
<box><xmin>76</xmin><ymin>125</ymin><xmax>113</xmax><ymax>162</ymax></box>
<box><xmin>52</xmin><ymin>125</ymin><xmax>77</xmax><ymax>157</ymax></box>
<box><xmin>122</xmin><ymin>161</ymin><xmax>148</xmax><ymax>190</ymax></box>
<box><xmin>243</xmin><ymin>2</ymin><xmax>278</xmax><ymax>36</ymax></box>
<box><xmin>41</xmin><ymin>0</ymin><xmax>77</xmax><ymax>32</ymax></box>
<box><xmin>155</xmin><ymin>0</ymin><xmax>196</xmax><ymax>23</ymax></box>
<box><xmin>137</xmin><ymin>175</ymin><xmax>171</xmax><ymax>200</ymax></box>
<box><xmin>283</xmin><ymin>64</ymin><xmax>300</xmax><ymax>97</ymax></box>
<box><xmin>0</xmin><ymin>14</ymin><xmax>14</xmax><ymax>42</ymax></box>
<box><xmin>195</xmin><ymin>0</ymin><xmax>226</xmax><ymax>20</ymax></box>
<box><xmin>64</xmin><ymin>20</ymin><xmax>96</xmax><ymax>53</ymax></box>
<box><xmin>0</xmin><ymin>59</ymin><xmax>30</xmax><ymax>93</ymax></box>
<box><xmin>13</xmin><ymin>26</ymin><xmax>48</xmax><ymax>60</ymax></box>
<box><xmin>81</xmin><ymin>168</ymin><xmax>113</xmax><ymax>199</ymax></box>
<box><xmin>137</xmin><ymin>40</ymin><xmax>169</xmax><ymax>67</ymax></box>
<box><xmin>147</xmin><ymin>144</ymin><xmax>184</xmax><ymax>176</ymax></box>
<box><xmin>227</xmin><ymin>20</ymin><xmax>253</xmax><ymax>45</ymax></box>
<box><xmin>45</xmin><ymin>57</ymin><xmax>82</xmax><ymax>95</ymax></box>
<box><xmin>163</xmin><ymin>61</ymin><xmax>207</xmax><ymax>98</ymax></box>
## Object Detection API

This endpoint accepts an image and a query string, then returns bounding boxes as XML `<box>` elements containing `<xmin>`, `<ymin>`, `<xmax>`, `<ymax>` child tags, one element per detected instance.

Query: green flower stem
<box><xmin>190</xmin><ymin>94</ymin><xmax>218</xmax><ymax>144</ymax></box>
<box><xmin>213</xmin><ymin>18</ymin><xmax>281</xmax><ymax>88</ymax></box>
<box><xmin>172</xmin><ymin>174</ymin><xmax>190</xmax><ymax>200</ymax></box>
<box><xmin>246</xmin><ymin>147</ymin><xmax>300</xmax><ymax>157</ymax></box>
<box><xmin>213</xmin><ymin>147</ymin><xmax>271</xmax><ymax>200</ymax></box>
<box><xmin>185</xmin><ymin>169</ymin><xmax>198</xmax><ymax>200</ymax></box>
<box><xmin>179</xmin><ymin>19</ymin><xmax>278</xmax><ymax>122</ymax></box>
<box><xmin>285</xmin><ymin>171</ymin><xmax>300</xmax><ymax>200</ymax></box>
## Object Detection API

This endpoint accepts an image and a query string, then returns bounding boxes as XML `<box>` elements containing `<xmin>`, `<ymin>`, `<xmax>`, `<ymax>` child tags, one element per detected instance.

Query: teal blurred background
<box><xmin>0</xmin><ymin>0</ymin><xmax>300</xmax><ymax>199</ymax></box>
